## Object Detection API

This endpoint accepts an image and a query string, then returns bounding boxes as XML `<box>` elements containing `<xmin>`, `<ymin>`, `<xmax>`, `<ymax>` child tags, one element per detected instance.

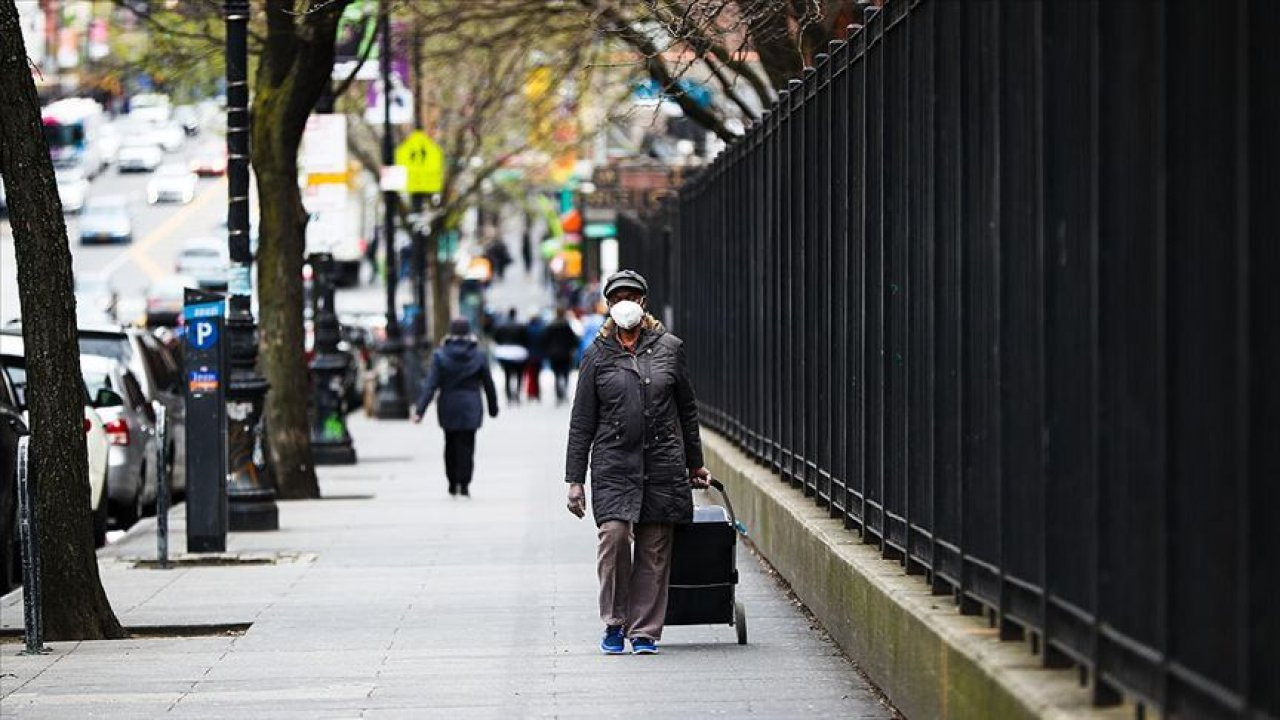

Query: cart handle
<box><xmin>705</xmin><ymin>477</ymin><xmax>744</xmax><ymax>534</ymax></box>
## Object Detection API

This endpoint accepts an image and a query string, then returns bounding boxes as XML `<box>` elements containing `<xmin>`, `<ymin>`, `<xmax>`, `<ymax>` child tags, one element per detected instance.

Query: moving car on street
<box><xmin>147</xmin><ymin>163</ymin><xmax>198</xmax><ymax>205</ymax></box>
<box><xmin>175</xmin><ymin>237</ymin><xmax>230</xmax><ymax>290</ymax></box>
<box><xmin>144</xmin><ymin>274</ymin><xmax>196</xmax><ymax>328</ymax></box>
<box><xmin>74</xmin><ymin>274</ymin><xmax>119</xmax><ymax>325</ymax></box>
<box><xmin>189</xmin><ymin>143</ymin><xmax>227</xmax><ymax>177</ymax></box>
<box><xmin>0</xmin><ymin>334</ymin><xmax>110</xmax><ymax>547</ymax></box>
<box><xmin>78</xmin><ymin>196</ymin><xmax>133</xmax><ymax>245</ymax></box>
<box><xmin>151</xmin><ymin>122</ymin><xmax>186</xmax><ymax>153</ymax></box>
<box><xmin>55</xmin><ymin>165</ymin><xmax>90</xmax><ymax>213</ymax></box>
<box><xmin>116</xmin><ymin>136</ymin><xmax>164</xmax><ymax>173</ymax></box>
<box><xmin>79</xmin><ymin>354</ymin><xmax>159</xmax><ymax>528</ymax></box>
<box><xmin>174</xmin><ymin>105</ymin><xmax>201</xmax><ymax>137</ymax></box>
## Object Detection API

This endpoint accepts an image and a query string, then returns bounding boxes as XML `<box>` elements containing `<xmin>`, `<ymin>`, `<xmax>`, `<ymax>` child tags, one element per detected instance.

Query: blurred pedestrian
<box><xmin>525</xmin><ymin>311</ymin><xmax>546</xmax><ymax>402</ymax></box>
<box><xmin>543</xmin><ymin>307</ymin><xmax>580</xmax><ymax>405</ymax></box>
<box><xmin>563</xmin><ymin>269</ymin><xmax>710</xmax><ymax>655</ymax></box>
<box><xmin>412</xmin><ymin>318</ymin><xmax>499</xmax><ymax>497</ymax></box>
<box><xmin>491</xmin><ymin>307</ymin><xmax>529</xmax><ymax>404</ymax></box>
<box><xmin>485</xmin><ymin>239</ymin><xmax>513</xmax><ymax>281</ymax></box>
<box><xmin>576</xmin><ymin>302</ymin><xmax>606</xmax><ymax>366</ymax></box>
<box><xmin>521</xmin><ymin>224</ymin><xmax>533</xmax><ymax>275</ymax></box>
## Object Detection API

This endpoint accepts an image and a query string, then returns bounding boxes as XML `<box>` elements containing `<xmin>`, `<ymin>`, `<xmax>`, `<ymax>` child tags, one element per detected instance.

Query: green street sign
<box><xmin>584</xmin><ymin>222</ymin><xmax>616</xmax><ymax>239</ymax></box>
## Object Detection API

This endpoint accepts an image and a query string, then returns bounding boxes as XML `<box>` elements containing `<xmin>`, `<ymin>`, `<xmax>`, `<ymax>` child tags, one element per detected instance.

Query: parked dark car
<box><xmin>0</xmin><ymin>366</ymin><xmax>28</xmax><ymax>594</ymax></box>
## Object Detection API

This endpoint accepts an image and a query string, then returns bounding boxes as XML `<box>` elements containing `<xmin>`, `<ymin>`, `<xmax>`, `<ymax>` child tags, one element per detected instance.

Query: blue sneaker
<box><xmin>630</xmin><ymin>637</ymin><xmax>658</xmax><ymax>654</ymax></box>
<box><xmin>600</xmin><ymin>626</ymin><xmax>626</xmax><ymax>655</ymax></box>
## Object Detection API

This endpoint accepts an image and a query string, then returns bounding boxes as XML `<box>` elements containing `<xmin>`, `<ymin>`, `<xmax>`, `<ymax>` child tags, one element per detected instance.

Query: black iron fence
<box><xmin>620</xmin><ymin>1</ymin><xmax>1277</xmax><ymax>717</ymax></box>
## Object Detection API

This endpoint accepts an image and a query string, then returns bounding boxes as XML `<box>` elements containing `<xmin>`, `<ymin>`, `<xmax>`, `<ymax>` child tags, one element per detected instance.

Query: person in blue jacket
<box><xmin>412</xmin><ymin>318</ymin><xmax>499</xmax><ymax>497</ymax></box>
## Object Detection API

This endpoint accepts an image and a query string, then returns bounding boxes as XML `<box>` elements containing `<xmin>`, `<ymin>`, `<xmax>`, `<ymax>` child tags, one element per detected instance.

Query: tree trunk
<box><xmin>428</xmin><ymin>231</ymin><xmax>450</xmax><ymax>346</ymax></box>
<box><xmin>0</xmin><ymin>0</ymin><xmax>123</xmax><ymax>640</ymax></box>
<box><xmin>250</xmin><ymin>0</ymin><xmax>351</xmax><ymax>500</ymax></box>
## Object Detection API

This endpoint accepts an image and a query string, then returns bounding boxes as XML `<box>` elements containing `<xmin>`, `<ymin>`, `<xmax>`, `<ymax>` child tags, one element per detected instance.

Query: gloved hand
<box><xmin>689</xmin><ymin>466</ymin><xmax>712</xmax><ymax>488</ymax></box>
<box><xmin>567</xmin><ymin>482</ymin><xmax>586</xmax><ymax>518</ymax></box>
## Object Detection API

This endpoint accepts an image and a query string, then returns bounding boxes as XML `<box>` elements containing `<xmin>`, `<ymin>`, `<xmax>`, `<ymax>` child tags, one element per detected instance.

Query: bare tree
<box><xmin>0</xmin><ymin>0</ymin><xmax>125</xmax><ymax>640</ymax></box>
<box><xmin>343</xmin><ymin>0</ymin><xmax>605</xmax><ymax>341</ymax></box>
<box><xmin>252</xmin><ymin>0</ymin><xmax>353</xmax><ymax>499</ymax></box>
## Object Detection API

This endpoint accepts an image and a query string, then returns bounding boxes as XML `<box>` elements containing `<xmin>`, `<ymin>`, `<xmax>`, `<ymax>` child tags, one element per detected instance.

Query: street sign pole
<box><xmin>224</xmin><ymin>0</ymin><xmax>278</xmax><ymax>532</ymax></box>
<box><xmin>373</xmin><ymin>5</ymin><xmax>409</xmax><ymax>419</ymax></box>
<box><xmin>184</xmin><ymin>289</ymin><xmax>229</xmax><ymax>553</ymax></box>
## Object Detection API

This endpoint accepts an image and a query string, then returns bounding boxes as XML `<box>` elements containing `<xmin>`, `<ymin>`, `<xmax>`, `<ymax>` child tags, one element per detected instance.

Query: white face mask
<box><xmin>609</xmin><ymin>300</ymin><xmax>644</xmax><ymax>330</ymax></box>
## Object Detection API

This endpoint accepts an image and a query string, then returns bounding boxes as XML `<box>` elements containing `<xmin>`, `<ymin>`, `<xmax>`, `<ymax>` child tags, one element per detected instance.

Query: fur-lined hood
<box><xmin>597</xmin><ymin>313</ymin><xmax>665</xmax><ymax>339</ymax></box>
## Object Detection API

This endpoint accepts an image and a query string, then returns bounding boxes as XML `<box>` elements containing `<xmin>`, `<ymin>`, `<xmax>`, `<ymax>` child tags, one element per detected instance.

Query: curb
<box><xmin>703</xmin><ymin>431</ymin><xmax>1134</xmax><ymax>720</ymax></box>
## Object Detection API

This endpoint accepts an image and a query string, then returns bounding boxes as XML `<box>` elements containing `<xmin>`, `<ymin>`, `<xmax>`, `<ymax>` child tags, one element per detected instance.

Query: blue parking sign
<box><xmin>189</xmin><ymin>320</ymin><xmax>219</xmax><ymax>350</ymax></box>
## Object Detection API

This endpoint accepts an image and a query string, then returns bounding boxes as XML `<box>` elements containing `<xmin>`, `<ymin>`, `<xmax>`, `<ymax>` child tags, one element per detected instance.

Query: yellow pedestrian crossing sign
<box><xmin>395</xmin><ymin>130</ymin><xmax>444</xmax><ymax>194</ymax></box>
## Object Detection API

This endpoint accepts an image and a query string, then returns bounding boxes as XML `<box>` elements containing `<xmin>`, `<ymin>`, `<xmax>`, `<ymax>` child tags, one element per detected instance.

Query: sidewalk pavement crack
<box><xmin>167</xmin><ymin>643</ymin><xmax>228</xmax><ymax>712</ymax></box>
<box><xmin>122</xmin><ymin>566</ymin><xmax>191</xmax><ymax>616</ymax></box>
<box><xmin>1</xmin><ymin>640</ymin><xmax>79</xmax><ymax>698</ymax></box>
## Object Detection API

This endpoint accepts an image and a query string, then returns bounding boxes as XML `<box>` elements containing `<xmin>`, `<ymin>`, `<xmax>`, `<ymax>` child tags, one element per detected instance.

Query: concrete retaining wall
<box><xmin>703</xmin><ymin>431</ymin><xmax>1133</xmax><ymax>720</ymax></box>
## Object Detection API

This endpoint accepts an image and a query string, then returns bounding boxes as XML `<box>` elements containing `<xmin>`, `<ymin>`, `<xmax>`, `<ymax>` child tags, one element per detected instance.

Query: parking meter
<box><xmin>183</xmin><ymin>288</ymin><xmax>228</xmax><ymax>552</ymax></box>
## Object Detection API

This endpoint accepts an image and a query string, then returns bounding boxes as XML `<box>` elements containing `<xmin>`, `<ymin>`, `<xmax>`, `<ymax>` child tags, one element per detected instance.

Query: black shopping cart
<box><xmin>664</xmin><ymin>479</ymin><xmax>747</xmax><ymax>644</ymax></box>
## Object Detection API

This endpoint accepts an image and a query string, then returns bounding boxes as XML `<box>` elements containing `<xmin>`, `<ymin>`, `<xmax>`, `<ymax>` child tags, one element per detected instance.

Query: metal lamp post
<box><xmin>307</xmin><ymin>253</ymin><xmax>357</xmax><ymax>464</ymax></box>
<box><xmin>372</xmin><ymin>6</ymin><xmax>410</xmax><ymax>419</ymax></box>
<box><xmin>224</xmin><ymin>0</ymin><xmax>279</xmax><ymax>531</ymax></box>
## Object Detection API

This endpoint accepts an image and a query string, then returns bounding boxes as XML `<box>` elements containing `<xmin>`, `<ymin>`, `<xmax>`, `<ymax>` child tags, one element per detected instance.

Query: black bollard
<box><xmin>154</xmin><ymin>402</ymin><xmax>171</xmax><ymax>569</ymax></box>
<box><xmin>308</xmin><ymin>253</ymin><xmax>357</xmax><ymax>464</ymax></box>
<box><xmin>16</xmin><ymin>436</ymin><xmax>48</xmax><ymax>655</ymax></box>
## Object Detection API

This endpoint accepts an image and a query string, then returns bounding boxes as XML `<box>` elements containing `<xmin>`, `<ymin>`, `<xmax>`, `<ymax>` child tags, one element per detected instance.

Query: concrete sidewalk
<box><xmin>0</xmin><ymin>384</ymin><xmax>895</xmax><ymax>718</ymax></box>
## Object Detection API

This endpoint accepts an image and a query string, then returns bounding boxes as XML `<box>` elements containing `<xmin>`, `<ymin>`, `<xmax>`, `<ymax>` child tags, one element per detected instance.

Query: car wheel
<box><xmin>92</xmin><ymin>475</ymin><xmax>109</xmax><ymax>548</ymax></box>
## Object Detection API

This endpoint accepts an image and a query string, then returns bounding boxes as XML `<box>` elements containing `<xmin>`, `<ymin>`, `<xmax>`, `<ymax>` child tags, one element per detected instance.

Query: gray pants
<box><xmin>597</xmin><ymin>521</ymin><xmax>674</xmax><ymax>641</ymax></box>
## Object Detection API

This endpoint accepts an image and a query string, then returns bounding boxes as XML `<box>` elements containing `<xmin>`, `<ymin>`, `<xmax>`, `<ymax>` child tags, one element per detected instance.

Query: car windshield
<box><xmin>83</xmin><ymin>202</ymin><xmax>125</xmax><ymax>218</ymax></box>
<box><xmin>82</xmin><ymin>368</ymin><xmax>112</xmax><ymax>399</ymax></box>
<box><xmin>79</xmin><ymin>336</ymin><xmax>130</xmax><ymax>363</ymax></box>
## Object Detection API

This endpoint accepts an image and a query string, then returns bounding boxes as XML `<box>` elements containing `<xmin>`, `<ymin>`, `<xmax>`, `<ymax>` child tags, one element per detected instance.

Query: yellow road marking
<box><xmin>127</xmin><ymin>177</ymin><xmax>228</xmax><ymax>282</ymax></box>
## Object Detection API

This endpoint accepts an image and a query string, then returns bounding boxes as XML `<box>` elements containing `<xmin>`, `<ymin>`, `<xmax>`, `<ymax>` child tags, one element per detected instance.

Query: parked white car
<box><xmin>147</xmin><ymin>163</ymin><xmax>198</xmax><ymax>205</ymax></box>
<box><xmin>0</xmin><ymin>333</ymin><xmax>110</xmax><ymax>546</ymax></box>
<box><xmin>55</xmin><ymin>166</ymin><xmax>90</xmax><ymax>213</ymax></box>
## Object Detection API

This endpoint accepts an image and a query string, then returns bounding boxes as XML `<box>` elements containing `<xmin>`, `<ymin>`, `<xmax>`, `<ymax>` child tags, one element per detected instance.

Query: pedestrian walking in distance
<box><xmin>491</xmin><ymin>307</ymin><xmax>529</xmax><ymax>405</ymax></box>
<box><xmin>525</xmin><ymin>310</ymin><xmax>547</xmax><ymax>402</ymax></box>
<box><xmin>543</xmin><ymin>306</ymin><xmax>581</xmax><ymax>405</ymax></box>
<box><xmin>564</xmin><ymin>269</ymin><xmax>711</xmax><ymax>655</ymax></box>
<box><xmin>413</xmin><ymin>318</ymin><xmax>499</xmax><ymax>497</ymax></box>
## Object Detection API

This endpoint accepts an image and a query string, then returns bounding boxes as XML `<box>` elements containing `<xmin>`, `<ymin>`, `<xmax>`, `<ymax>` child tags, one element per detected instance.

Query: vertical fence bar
<box><xmin>829</xmin><ymin>37</ymin><xmax>850</xmax><ymax>521</ymax></box>
<box><xmin>849</xmin><ymin>25</ymin><xmax>868</xmax><ymax>535</ymax></box>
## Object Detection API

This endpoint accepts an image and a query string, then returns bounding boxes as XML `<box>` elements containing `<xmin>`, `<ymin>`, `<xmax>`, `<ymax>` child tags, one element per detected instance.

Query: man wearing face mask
<box><xmin>564</xmin><ymin>269</ymin><xmax>711</xmax><ymax>655</ymax></box>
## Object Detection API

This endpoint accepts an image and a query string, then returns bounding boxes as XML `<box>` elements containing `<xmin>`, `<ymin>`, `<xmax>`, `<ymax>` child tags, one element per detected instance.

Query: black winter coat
<box><xmin>416</xmin><ymin>338</ymin><xmax>499</xmax><ymax>431</ymax></box>
<box><xmin>543</xmin><ymin>319</ymin><xmax>580</xmax><ymax>364</ymax></box>
<box><xmin>564</xmin><ymin>316</ymin><xmax>704</xmax><ymax>526</ymax></box>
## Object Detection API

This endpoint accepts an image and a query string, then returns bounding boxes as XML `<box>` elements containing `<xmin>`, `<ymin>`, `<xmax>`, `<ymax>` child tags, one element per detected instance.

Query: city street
<box><xmin>0</xmin><ymin>389</ymin><xmax>894</xmax><ymax>719</ymax></box>
<box><xmin>0</xmin><ymin>128</ymin><xmax>228</xmax><ymax>327</ymax></box>
<box><xmin>3</xmin><ymin>0</ymin><xmax>1270</xmax><ymax>717</ymax></box>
